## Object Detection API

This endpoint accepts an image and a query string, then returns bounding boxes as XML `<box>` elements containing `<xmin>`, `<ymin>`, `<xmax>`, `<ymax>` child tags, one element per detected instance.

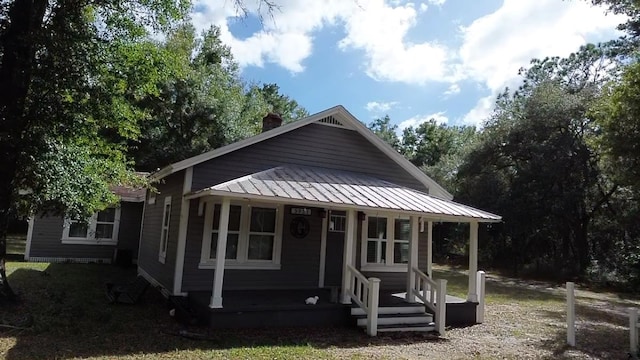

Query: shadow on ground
<box><xmin>1</xmin><ymin>263</ymin><xmax>447</xmax><ymax>360</ymax></box>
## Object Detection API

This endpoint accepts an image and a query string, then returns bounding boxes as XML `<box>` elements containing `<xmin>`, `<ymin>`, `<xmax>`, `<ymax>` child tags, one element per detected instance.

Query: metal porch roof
<box><xmin>186</xmin><ymin>166</ymin><xmax>501</xmax><ymax>222</ymax></box>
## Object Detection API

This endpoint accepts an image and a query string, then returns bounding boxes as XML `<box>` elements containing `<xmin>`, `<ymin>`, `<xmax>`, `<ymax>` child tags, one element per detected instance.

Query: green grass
<box><xmin>0</xmin><ymin>262</ymin><xmax>635</xmax><ymax>359</ymax></box>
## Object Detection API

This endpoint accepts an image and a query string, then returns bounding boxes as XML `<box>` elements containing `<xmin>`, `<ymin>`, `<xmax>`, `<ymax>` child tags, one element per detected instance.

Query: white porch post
<box><xmin>405</xmin><ymin>215</ymin><xmax>419</xmax><ymax>303</ymax></box>
<box><xmin>341</xmin><ymin>209</ymin><xmax>356</xmax><ymax>304</ymax></box>
<box><xmin>468</xmin><ymin>221</ymin><xmax>479</xmax><ymax>302</ymax></box>
<box><xmin>427</xmin><ymin>220</ymin><xmax>433</xmax><ymax>278</ymax></box>
<box><xmin>318</xmin><ymin>211</ymin><xmax>328</xmax><ymax>288</ymax></box>
<box><xmin>209</xmin><ymin>197</ymin><xmax>230</xmax><ymax>308</ymax></box>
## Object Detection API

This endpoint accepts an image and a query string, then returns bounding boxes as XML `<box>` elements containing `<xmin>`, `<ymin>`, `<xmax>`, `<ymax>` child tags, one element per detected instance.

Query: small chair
<box><xmin>105</xmin><ymin>276</ymin><xmax>149</xmax><ymax>304</ymax></box>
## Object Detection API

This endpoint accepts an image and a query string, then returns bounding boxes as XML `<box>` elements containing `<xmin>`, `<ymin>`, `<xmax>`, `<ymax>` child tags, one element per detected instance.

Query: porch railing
<box><xmin>410</xmin><ymin>266</ymin><xmax>447</xmax><ymax>336</ymax></box>
<box><xmin>345</xmin><ymin>264</ymin><xmax>380</xmax><ymax>336</ymax></box>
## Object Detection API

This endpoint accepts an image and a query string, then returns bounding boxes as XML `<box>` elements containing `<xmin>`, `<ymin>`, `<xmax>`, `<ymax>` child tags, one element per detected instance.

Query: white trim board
<box><xmin>138</xmin><ymin>266</ymin><xmax>171</xmax><ymax>298</ymax></box>
<box><xmin>149</xmin><ymin>105</ymin><xmax>452</xmax><ymax>200</ymax></box>
<box><xmin>24</xmin><ymin>217</ymin><xmax>34</xmax><ymax>261</ymax></box>
<box><xmin>28</xmin><ymin>257</ymin><xmax>112</xmax><ymax>264</ymax></box>
<box><xmin>173</xmin><ymin>167</ymin><xmax>193</xmax><ymax>296</ymax></box>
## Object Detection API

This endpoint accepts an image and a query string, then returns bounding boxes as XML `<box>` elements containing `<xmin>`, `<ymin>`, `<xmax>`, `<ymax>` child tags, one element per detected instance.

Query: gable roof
<box><xmin>186</xmin><ymin>165</ymin><xmax>500</xmax><ymax>222</ymax></box>
<box><xmin>151</xmin><ymin>105</ymin><xmax>453</xmax><ymax>200</ymax></box>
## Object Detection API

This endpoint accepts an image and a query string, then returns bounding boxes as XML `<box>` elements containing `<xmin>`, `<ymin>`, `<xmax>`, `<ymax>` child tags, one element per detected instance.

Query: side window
<box><xmin>159</xmin><ymin>196</ymin><xmax>171</xmax><ymax>263</ymax></box>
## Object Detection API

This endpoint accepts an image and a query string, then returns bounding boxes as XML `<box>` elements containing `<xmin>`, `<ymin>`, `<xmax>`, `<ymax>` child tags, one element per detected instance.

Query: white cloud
<box><xmin>192</xmin><ymin>0</ymin><xmax>624</xmax><ymax>124</ymax></box>
<box><xmin>366</xmin><ymin>101</ymin><xmax>398</xmax><ymax>113</ymax></box>
<box><xmin>457</xmin><ymin>0</ymin><xmax>625</xmax><ymax>125</ymax></box>
<box><xmin>398</xmin><ymin>111</ymin><xmax>449</xmax><ymax>133</ymax></box>
<box><xmin>443</xmin><ymin>83</ymin><xmax>460</xmax><ymax>97</ymax></box>
<box><xmin>337</xmin><ymin>1</ymin><xmax>455</xmax><ymax>84</ymax></box>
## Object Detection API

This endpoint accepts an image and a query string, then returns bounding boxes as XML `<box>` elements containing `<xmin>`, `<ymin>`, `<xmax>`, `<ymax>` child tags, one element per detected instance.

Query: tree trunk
<box><xmin>0</xmin><ymin>0</ymin><xmax>48</xmax><ymax>300</ymax></box>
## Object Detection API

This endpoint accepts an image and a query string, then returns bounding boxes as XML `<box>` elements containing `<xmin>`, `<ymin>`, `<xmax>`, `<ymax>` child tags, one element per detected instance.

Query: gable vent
<box><xmin>317</xmin><ymin>115</ymin><xmax>344</xmax><ymax>127</ymax></box>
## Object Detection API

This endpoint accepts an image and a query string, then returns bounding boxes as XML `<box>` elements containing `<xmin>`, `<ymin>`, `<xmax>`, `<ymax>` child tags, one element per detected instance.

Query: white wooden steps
<box><xmin>351</xmin><ymin>304</ymin><xmax>435</xmax><ymax>333</ymax></box>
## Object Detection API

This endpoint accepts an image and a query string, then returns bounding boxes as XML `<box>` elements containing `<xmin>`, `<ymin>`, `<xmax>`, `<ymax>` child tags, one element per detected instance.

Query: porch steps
<box><xmin>351</xmin><ymin>305</ymin><xmax>436</xmax><ymax>333</ymax></box>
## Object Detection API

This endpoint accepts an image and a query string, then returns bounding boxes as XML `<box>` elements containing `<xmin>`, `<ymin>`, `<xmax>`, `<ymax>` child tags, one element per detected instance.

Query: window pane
<box><xmin>367</xmin><ymin>241</ymin><xmax>377</xmax><ymax>263</ymax></box>
<box><xmin>95</xmin><ymin>224</ymin><xmax>114</xmax><ymax>239</ymax></box>
<box><xmin>228</xmin><ymin>206</ymin><xmax>242</xmax><ymax>231</ymax></box>
<box><xmin>394</xmin><ymin>219</ymin><xmax>410</xmax><ymax>240</ymax></box>
<box><xmin>226</xmin><ymin>234</ymin><xmax>239</xmax><ymax>259</ymax></box>
<box><xmin>161</xmin><ymin>229</ymin><xmax>168</xmax><ymax>249</ymax></box>
<box><xmin>381</xmin><ymin>241</ymin><xmax>386</xmax><ymax>263</ymax></box>
<box><xmin>394</xmin><ymin>242</ymin><xmax>409</xmax><ymax>264</ymax></box>
<box><xmin>213</xmin><ymin>204</ymin><xmax>242</xmax><ymax>231</ymax></box>
<box><xmin>248</xmin><ymin>235</ymin><xmax>274</xmax><ymax>260</ymax></box>
<box><xmin>69</xmin><ymin>222</ymin><xmax>88</xmax><ymax>238</ymax></box>
<box><xmin>210</xmin><ymin>232</ymin><xmax>239</xmax><ymax>260</ymax></box>
<box><xmin>367</xmin><ymin>217</ymin><xmax>387</xmax><ymax>239</ymax></box>
<box><xmin>212</xmin><ymin>205</ymin><xmax>220</xmax><ymax>231</ymax></box>
<box><xmin>97</xmin><ymin>208</ymin><xmax>116</xmax><ymax>222</ymax></box>
<box><xmin>163</xmin><ymin>204</ymin><xmax>171</xmax><ymax>225</ymax></box>
<box><xmin>250</xmin><ymin>207</ymin><xmax>276</xmax><ymax>233</ymax></box>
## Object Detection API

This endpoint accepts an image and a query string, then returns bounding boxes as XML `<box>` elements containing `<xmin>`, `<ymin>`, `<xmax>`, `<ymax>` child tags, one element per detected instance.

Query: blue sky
<box><xmin>191</xmin><ymin>0</ymin><xmax>624</xmax><ymax>132</ymax></box>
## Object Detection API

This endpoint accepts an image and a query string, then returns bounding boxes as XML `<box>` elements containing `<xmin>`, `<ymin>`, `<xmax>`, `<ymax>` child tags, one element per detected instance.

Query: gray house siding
<box><xmin>181</xmin><ymin>206</ymin><xmax>324</xmax><ymax>292</ymax></box>
<box><xmin>137</xmin><ymin>171</ymin><xmax>184</xmax><ymax>292</ymax></box>
<box><xmin>178</xmin><ymin>123</ymin><xmax>433</xmax><ymax>292</ymax></box>
<box><xmin>29</xmin><ymin>201</ymin><xmax>143</xmax><ymax>261</ymax></box>
<box><xmin>191</xmin><ymin>124</ymin><xmax>427</xmax><ymax>193</ymax></box>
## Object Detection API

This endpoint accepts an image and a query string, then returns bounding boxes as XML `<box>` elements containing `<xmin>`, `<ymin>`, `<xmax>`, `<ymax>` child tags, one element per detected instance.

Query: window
<box><xmin>366</xmin><ymin>217</ymin><xmax>387</xmax><ymax>264</ymax></box>
<box><xmin>361</xmin><ymin>215</ymin><xmax>413</xmax><ymax>271</ymax></box>
<box><xmin>159</xmin><ymin>196</ymin><xmax>171</xmax><ymax>263</ymax></box>
<box><xmin>393</xmin><ymin>219</ymin><xmax>410</xmax><ymax>264</ymax></box>
<box><xmin>210</xmin><ymin>204</ymin><xmax>242</xmax><ymax>260</ymax></box>
<box><xmin>62</xmin><ymin>207</ymin><xmax>120</xmax><ymax>245</ymax></box>
<box><xmin>329</xmin><ymin>214</ymin><xmax>346</xmax><ymax>232</ymax></box>
<box><xmin>200</xmin><ymin>202</ymin><xmax>283</xmax><ymax>270</ymax></box>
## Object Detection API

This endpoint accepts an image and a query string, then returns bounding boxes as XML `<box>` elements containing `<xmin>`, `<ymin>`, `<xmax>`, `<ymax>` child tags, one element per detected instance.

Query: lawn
<box><xmin>0</xmin><ymin>262</ymin><xmax>636</xmax><ymax>359</ymax></box>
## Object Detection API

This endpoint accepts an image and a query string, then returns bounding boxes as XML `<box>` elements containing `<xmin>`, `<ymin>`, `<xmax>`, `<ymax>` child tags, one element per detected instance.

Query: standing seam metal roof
<box><xmin>187</xmin><ymin>166</ymin><xmax>501</xmax><ymax>222</ymax></box>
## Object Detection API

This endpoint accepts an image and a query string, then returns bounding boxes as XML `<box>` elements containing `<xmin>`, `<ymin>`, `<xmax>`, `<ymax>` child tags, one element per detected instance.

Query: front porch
<box><xmin>185</xmin><ymin>287</ymin><xmax>477</xmax><ymax>330</ymax></box>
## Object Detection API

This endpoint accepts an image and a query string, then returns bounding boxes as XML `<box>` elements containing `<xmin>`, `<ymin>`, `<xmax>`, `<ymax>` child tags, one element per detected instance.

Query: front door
<box><xmin>324</xmin><ymin>211</ymin><xmax>345</xmax><ymax>287</ymax></box>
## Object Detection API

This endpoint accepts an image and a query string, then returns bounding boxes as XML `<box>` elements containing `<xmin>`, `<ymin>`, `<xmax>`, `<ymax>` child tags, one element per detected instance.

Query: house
<box><xmin>25</xmin><ymin>184</ymin><xmax>146</xmax><ymax>264</ymax></box>
<box><xmin>136</xmin><ymin>105</ymin><xmax>500</xmax><ymax>336</ymax></box>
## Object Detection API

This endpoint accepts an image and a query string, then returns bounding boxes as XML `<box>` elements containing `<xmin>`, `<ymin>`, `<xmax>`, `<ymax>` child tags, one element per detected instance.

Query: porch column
<box><xmin>467</xmin><ymin>221</ymin><xmax>479</xmax><ymax>302</ymax></box>
<box><xmin>209</xmin><ymin>198</ymin><xmax>230</xmax><ymax>308</ymax></box>
<box><xmin>405</xmin><ymin>215</ymin><xmax>419</xmax><ymax>303</ymax></box>
<box><xmin>341</xmin><ymin>209</ymin><xmax>356</xmax><ymax>304</ymax></box>
<box><xmin>427</xmin><ymin>220</ymin><xmax>433</xmax><ymax>278</ymax></box>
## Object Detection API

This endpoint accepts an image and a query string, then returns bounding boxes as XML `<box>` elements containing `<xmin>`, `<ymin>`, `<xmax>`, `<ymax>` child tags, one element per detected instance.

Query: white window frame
<box><xmin>329</xmin><ymin>213</ymin><xmax>346</xmax><ymax>232</ymax></box>
<box><xmin>61</xmin><ymin>207</ymin><xmax>121</xmax><ymax>246</ymax></box>
<box><xmin>360</xmin><ymin>213</ymin><xmax>410</xmax><ymax>273</ymax></box>
<box><xmin>158</xmin><ymin>196</ymin><xmax>171</xmax><ymax>263</ymax></box>
<box><xmin>199</xmin><ymin>200</ymin><xmax>284</xmax><ymax>270</ymax></box>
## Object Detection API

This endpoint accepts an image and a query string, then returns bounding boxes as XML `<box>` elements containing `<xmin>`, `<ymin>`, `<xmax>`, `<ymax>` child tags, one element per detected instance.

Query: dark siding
<box><xmin>181</xmin><ymin>206</ymin><xmax>323</xmax><ymax>291</ymax></box>
<box><xmin>29</xmin><ymin>201</ymin><xmax>143</xmax><ymax>260</ymax></box>
<box><xmin>117</xmin><ymin>202</ymin><xmax>144</xmax><ymax>259</ymax></box>
<box><xmin>137</xmin><ymin>171</ymin><xmax>184</xmax><ymax>292</ymax></box>
<box><xmin>191</xmin><ymin>124</ymin><xmax>427</xmax><ymax>192</ymax></box>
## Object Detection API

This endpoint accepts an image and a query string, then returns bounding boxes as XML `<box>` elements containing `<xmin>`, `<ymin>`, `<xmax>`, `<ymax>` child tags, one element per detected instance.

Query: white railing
<box><xmin>345</xmin><ymin>264</ymin><xmax>380</xmax><ymax>336</ymax></box>
<box><xmin>630</xmin><ymin>308</ymin><xmax>640</xmax><ymax>356</ymax></box>
<box><xmin>411</xmin><ymin>266</ymin><xmax>447</xmax><ymax>336</ymax></box>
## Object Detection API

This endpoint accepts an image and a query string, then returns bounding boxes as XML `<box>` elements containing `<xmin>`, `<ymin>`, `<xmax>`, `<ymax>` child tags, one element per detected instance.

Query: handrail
<box><xmin>410</xmin><ymin>266</ymin><xmax>447</xmax><ymax>336</ymax></box>
<box><xmin>345</xmin><ymin>264</ymin><xmax>380</xmax><ymax>336</ymax></box>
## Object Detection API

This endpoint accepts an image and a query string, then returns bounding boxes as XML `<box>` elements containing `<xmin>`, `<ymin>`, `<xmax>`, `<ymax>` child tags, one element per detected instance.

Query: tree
<box><xmin>0</xmin><ymin>0</ymin><xmax>189</xmax><ymax>298</ymax></box>
<box><xmin>456</xmin><ymin>43</ymin><xmax>621</xmax><ymax>277</ymax></box>
<box><xmin>368</xmin><ymin>115</ymin><xmax>401</xmax><ymax>149</ymax></box>
<box><xmin>257</xmin><ymin>83</ymin><xmax>309</xmax><ymax>122</ymax></box>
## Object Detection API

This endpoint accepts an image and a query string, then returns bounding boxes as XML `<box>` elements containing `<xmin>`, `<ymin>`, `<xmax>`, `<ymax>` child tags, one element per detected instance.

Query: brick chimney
<box><xmin>262</xmin><ymin>112</ymin><xmax>283</xmax><ymax>132</ymax></box>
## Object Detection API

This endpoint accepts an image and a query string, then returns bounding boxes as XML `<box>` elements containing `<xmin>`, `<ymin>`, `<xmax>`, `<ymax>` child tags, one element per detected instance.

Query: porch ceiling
<box><xmin>185</xmin><ymin>165</ymin><xmax>501</xmax><ymax>222</ymax></box>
